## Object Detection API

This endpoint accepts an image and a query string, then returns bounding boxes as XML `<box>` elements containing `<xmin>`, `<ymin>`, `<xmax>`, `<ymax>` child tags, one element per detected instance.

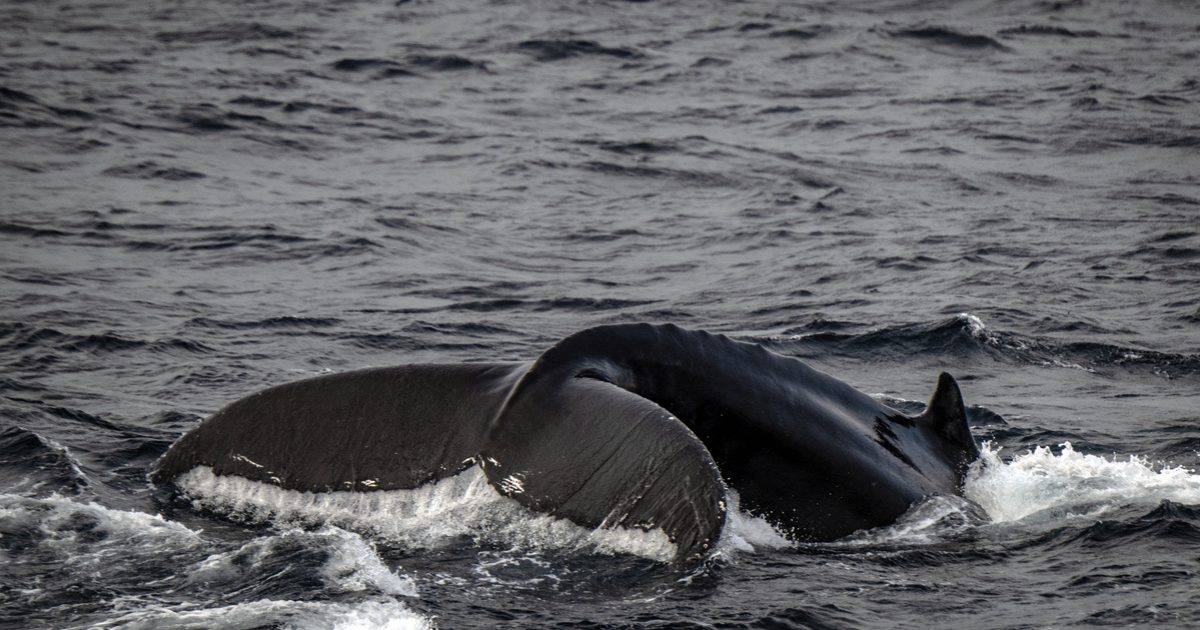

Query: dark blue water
<box><xmin>2</xmin><ymin>0</ymin><xmax>1199</xmax><ymax>627</ymax></box>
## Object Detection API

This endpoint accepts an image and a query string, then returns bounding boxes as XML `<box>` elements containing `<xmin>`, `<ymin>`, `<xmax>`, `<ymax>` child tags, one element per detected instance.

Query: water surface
<box><xmin>2</xmin><ymin>0</ymin><xmax>1199</xmax><ymax>627</ymax></box>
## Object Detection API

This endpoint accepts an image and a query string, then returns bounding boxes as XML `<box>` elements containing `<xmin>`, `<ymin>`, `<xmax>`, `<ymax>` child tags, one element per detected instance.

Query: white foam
<box><xmin>320</xmin><ymin>527</ymin><xmax>417</xmax><ymax>596</ymax></box>
<box><xmin>715</xmin><ymin>490</ymin><xmax>791</xmax><ymax>555</ymax></box>
<box><xmin>79</xmin><ymin>597</ymin><xmax>431</xmax><ymax>630</ymax></box>
<box><xmin>188</xmin><ymin>537</ymin><xmax>270</xmax><ymax>584</ymax></box>
<box><xmin>0</xmin><ymin>493</ymin><xmax>201</xmax><ymax>560</ymax></box>
<box><xmin>175</xmin><ymin>465</ymin><xmax>677</xmax><ymax>562</ymax></box>
<box><xmin>35</xmin><ymin>432</ymin><xmax>92</xmax><ymax>488</ymax></box>
<box><xmin>965</xmin><ymin>441</ymin><xmax>1200</xmax><ymax>524</ymax></box>
<box><xmin>957</xmin><ymin>312</ymin><xmax>990</xmax><ymax>339</ymax></box>
<box><xmin>955</xmin><ymin>313</ymin><xmax>1095</xmax><ymax>371</ymax></box>
<box><xmin>839</xmin><ymin>494</ymin><xmax>984</xmax><ymax>546</ymax></box>
<box><xmin>187</xmin><ymin>527</ymin><xmax>416</xmax><ymax>597</ymax></box>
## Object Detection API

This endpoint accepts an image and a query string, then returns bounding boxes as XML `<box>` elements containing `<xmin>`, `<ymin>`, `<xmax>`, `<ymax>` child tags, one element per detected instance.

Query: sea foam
<box><xmin>716</xmin><ymin>490</ymin><xmax>791</xmax><ymax>554</ymax></box>
<box><xmin>187</xmin><ymin>526</ymin><xmax>417</xmax><ymax>597</ymax></box>
<box><xmin>0</xmin><ymin>492</ymin><xmax>201</xmax><ymax>558</ymax></box>
<box><xmin>965</xmin><ymin>441</ymin><xmax>1200</xmax><ymax>523</ymax></box>
<box><xmin>79</xmin><ymin>597</ymin><xmax>432</xmax><ymax>630</ymax></box>
<box><xmin>175</xmin><ymin>465</ymin><xmax>678</xmax><ymax>562</ymax></box>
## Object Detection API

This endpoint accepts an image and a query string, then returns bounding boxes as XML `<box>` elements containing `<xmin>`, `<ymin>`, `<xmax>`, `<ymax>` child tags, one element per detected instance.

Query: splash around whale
<box><xmin>152</xmin><ymin>323</ymin><xmax>981</xmax><ymax>564</ymax></box>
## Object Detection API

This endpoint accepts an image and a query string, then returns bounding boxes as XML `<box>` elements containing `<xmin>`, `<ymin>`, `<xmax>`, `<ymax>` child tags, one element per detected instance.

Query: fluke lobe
<box><xmin>152</xmin><ymin>323</ymin><xmax>980</xmax><ymax>564</ymax></box>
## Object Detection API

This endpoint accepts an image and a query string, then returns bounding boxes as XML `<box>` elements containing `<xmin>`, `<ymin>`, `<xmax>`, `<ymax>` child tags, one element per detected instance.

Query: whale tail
<box><xmin>918</xmin><ymin>372</ymin><xmax>979</xmax><ymax>482</ymax></box>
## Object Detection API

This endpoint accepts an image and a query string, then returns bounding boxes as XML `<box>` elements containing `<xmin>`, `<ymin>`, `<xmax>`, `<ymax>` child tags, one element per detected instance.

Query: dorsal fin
<box><xmin>919</xmin><ymin>372</ymin><xmax>972</xmax><ymax>451</ymax></box>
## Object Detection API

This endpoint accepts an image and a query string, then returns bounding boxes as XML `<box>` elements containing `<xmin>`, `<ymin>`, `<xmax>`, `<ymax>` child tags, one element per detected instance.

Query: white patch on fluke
<box><xmin>175</xmin><ymin>465</ymin><xmax>677</xmax><ymax>562</ymax></box>
<box><xmin>498</xmin><ymin>474</ymin><xmax>525</xmax><ymax>494</ymax></box>
<box><xmin>231</xmin><ymin>454</ymin><xmax>265</xmax><ymax>469</ymax></box>
<box><xmin>965</xmin><ymin>441</ymin><xmax>1200</xmax><ymax>523</ymax></box>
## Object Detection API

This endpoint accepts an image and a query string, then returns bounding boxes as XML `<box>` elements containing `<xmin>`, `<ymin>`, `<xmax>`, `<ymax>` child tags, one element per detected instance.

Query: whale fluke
<box><xmin>481</xmin><ymin>345</ymin><xmax>727</xmax><ymax>563</ymax></box>
<box><xmin>151</xmin><ymin>363</ymin><xmax>526</xmax><ymax>491</ymax></box>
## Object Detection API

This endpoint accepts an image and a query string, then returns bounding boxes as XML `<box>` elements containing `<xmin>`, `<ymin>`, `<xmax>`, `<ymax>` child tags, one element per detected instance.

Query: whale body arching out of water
<box><xmin>152</xmin><ymin>323</ymin><xmax>980</xmax><ymax>564</ymax></box>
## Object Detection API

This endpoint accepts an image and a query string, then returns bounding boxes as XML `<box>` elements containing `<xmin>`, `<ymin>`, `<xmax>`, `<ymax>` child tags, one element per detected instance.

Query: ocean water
<box><xmin>2</xmin><ymin>0</ymin><xmax>1199</xmax><ymax>627</ymax></box>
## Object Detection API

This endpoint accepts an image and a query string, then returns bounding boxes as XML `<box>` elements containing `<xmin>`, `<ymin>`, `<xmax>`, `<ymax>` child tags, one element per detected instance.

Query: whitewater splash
<box><xmin>175</xmin><ymin>464</ymin><xmax>802</xmax><ymax>564</ymax></box>
<box><xmin>0</xmin><ymin>493</ymin><xmax>432</xmax><ymax>630</ymax></box>
<box><xmin>175</xmin><ymin>465</ymin><xmax>679</xmax><ymax>562</ymax></box>
<box><xmin>966</xmin><ymin>442</ymin><xmax>1200</xmax><ymax>523</ymax></box>
<box><xmin>715</xmin><ymin>490</ymin><xmax>792</xmax><ymax>555</ymax></box>
<box><xmin>84</xmin><ymin>598</ymin><xmax>432</xmax><ymax>630</ymax></box>
<box><xmin>828</xmin><ymin>441</ymin><xmax>1200</xmax><ymax>547</ymax></box>
<box><xmin>187</xmin><ymin>526</ymin><xmax>418</xmax><ymax>597</ymax></box>
<box><xmin>0</xmin><ymin>493</ymin><xmax>202</xmax><ymax>568</ymax></box>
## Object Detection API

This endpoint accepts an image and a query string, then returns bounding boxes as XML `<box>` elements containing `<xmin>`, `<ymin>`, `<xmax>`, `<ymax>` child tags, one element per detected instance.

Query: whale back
<box><xmin>483</xmin><ymin>324</ymin><xmax>978</xmax><ymax>545</ymax></box>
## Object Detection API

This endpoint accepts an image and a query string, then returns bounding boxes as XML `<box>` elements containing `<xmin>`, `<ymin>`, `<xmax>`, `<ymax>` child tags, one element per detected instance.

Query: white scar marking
<box><xmin>498</xmin><ymin>474</ymin><xmax>525</xmax><ymax>494</ymax></box>
<box><xmin>231</xmin><ymin>454</ymin><xmax>264</xmax><ymax>469</ymax></box>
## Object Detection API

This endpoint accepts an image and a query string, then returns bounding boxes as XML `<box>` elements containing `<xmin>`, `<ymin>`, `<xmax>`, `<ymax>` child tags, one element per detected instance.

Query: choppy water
<box><xmin>2</xmin><ymin>0</ymin><xmax>1199</xmax><ymax>627</ymax></box>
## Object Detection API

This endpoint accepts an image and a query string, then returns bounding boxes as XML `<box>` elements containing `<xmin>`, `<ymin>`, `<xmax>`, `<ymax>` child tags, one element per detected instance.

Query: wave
<box><xmin>331</xmin><ymin>57</ymin><xmax>420</xmax><ymax>78</ymax></box>
<box><xmin>448</xmin><ymin>296</ymin><xmax>656</xmax><ymax>313</ymax></box>
<box><xmin>529</xmin><ymin>158</ymin><xmax>751</xmax><ymax>189</ymax></box>
<box><xmin>187</xmin><ymin>526</ymin><xmax>417</xmax><ymax>598</ymax></box>
<box><xmin>330</xmin><ymin>54</ymin><xmax>488</xmax><ymax>80</ymax></box>
<box><xmin>0</xmin><ymin>321</ymin><xmax>214</xmax><ymax>356</ymax></box>
<box><xmin>0</xmin><ymin>217</ymin><xmax>381</xmax><ymax>262</ymax></box>
<box><xmin>0</xmin><ymin>493</ymin><xmax>203</xmax><ymax>619</ymax></box>
<box><xmin>185</xmin><ymin>316</ymin><xmax>344</xmax><ymax>331</ymax></box>
<box><xmin>101</xmin><ymin>161</ymin><xmax>206</xmax><ymax>181</ymax></box>
<box><xmin>890</xmin><ymin>26</ymin><xmax>1008</xmax><ymax>52</ymax></box>
<box><xmin>0</xmin><ymin>86</ymin><xmax>39</xmax><ymax>108</ymax></box>
<box><xmin>407</xmin><ymin>54</ymin><xmax>489</xmax><ymax>72</ymax></box>
<box><xmin>1</xmin><ymin>492</ymin><xmax>429</xmax><ymax>629</ymax></box>
<box><xmin>0</xmin><ymin>85</ymin><xmax>96</xmax><ymax>129</ymax></box>
<box><xmin>0</xmin><ymin>221</ymin><xmax>71</xmax><ymax>239</ymax></box>
<box><xmin>768</xmin><ymin>26</ymin><xmax>829</xmax><ymax>40</ymax></box>
<box><xmin>0</xmin><ymin>426</ymin><xmax>90</xmax><ymax>495</ymax></box>
<box><xmin>514</xmin><ymin>39</ymin><xmax>644</xmax><ymax>62</ymax></box>
<box><xmin>1063</xmin><ymin>500</ymin><xmax>1200</xmax><ymax>549</ymax></box>
<box><xmin>775</xmin><ymin>313</ymin><xmax>1200</xmax><ymax>378</ymax></box>
<box><xmin>996</xmin><ymin>24</ymin><xmax>1103</xmax><ymax>38</ymax></box>
<box><xmin>79</xmin><ymin>598</ymin><xmax>431</xmax><ymax>630</ymax></box>
<box><xmin>154</xmin><ymin>22</ymin><xmax>304</xmax><ymax>44</ymax></box>
<box><xmin>333</xmin><ymin>320</ymin><xmax>521</xmax><ymax>353</ymax></box>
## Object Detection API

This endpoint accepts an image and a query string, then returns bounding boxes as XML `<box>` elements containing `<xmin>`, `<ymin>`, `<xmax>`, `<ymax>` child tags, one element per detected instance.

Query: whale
<box><xmin>152</xmin><ymin>323</ymin><xmax>980</xmax><ymax>564</ymax></box>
